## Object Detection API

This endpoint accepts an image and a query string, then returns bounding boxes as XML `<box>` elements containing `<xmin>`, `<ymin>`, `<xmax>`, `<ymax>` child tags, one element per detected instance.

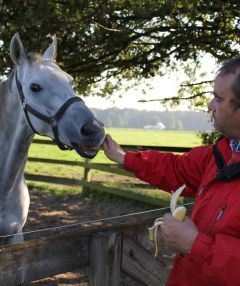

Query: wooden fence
<box><xmin>25</xmin><ymin>139</ymin><xmax>192</xmax><ymax>206</ymax></box>
<box><xmin>0</xmin><ymin>139</ymin><xmax>194</xmax><ymax>285</ymax></box>
<box><xmin>0</xmin><ymin>203</ymin><xmax>193</xmax><ymax>285</ymax></box>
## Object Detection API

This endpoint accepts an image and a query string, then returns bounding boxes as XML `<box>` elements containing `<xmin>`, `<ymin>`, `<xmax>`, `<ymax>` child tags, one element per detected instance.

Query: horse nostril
<box><xmin>81</xmin><ymin>124</ymin><xmax>98</xmax><ymax>136</ymax></box>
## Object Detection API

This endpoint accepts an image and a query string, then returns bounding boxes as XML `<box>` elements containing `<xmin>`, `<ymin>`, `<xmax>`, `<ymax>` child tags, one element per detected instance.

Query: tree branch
<box><xmin>180</xmin><ymin>80</ymin><xmax>213</xmax><ymax>87</ymax></box>
<box><xmin>138</xmin><ymin>91</ymin><xmax>212</xmax><ymax>103</ymax></box>
<box><xmin>95</xmin><ymin>22</ymin><xmax>123</xmax><ymax>32</ymax></box>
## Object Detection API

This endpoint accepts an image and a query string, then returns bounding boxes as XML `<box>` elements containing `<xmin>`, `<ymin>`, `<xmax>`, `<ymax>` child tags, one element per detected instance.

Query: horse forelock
<box><xmin>27</xmin><ymin>52</ymin><xmax>43</xmax><ymax>66</ymax></box>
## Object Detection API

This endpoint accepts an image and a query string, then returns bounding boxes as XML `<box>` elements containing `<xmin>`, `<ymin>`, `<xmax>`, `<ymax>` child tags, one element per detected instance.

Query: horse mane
<box><xmin>0</xmin><ymin>70</ymin><xmax>15</xmax><ymax>107</ymax></box>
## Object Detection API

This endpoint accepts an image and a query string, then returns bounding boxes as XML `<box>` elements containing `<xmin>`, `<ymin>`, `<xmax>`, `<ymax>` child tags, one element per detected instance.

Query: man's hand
<box><xmin>103</xmin><ymin>134</ymin><xmax>126</xmax><ymax>164</ymax></box>
<box><xmin>161</xmin><ymin>213</ymin><xmax>199</xmax><ymax>255</ymax></box>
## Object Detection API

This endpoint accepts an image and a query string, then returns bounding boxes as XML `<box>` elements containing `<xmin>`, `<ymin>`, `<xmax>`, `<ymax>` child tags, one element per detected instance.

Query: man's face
<box><xmin>208</xmin><ymin>72</ymin><xmax>240</xmax><ymax>140</ymax></box>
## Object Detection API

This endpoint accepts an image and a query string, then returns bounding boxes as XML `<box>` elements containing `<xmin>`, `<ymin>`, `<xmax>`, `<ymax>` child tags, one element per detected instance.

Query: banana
<box><xmin>148</xmin><ymin>184</ymin><xmax>186</xmax><ymax>257</ymax></box>
<box><xmin>172</xmin><ymin>205</ymin><xmax>187</xmax><ymax>221</ymax></box>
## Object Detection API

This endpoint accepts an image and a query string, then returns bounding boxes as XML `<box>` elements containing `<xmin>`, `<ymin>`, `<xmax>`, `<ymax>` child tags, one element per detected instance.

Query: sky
<box><xmin>83</xmin><ymin>54</ymin><xmax>217</xmax><ymax>111</ymax></box>
<box><xmin>84</xmin><ymin>76</ymin><xmax>180</xmax><ymax>111</ymax></box>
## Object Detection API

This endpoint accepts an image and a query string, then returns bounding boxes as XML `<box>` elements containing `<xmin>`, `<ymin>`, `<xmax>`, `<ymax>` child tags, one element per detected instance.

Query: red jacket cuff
<box><xmin>124</xmin><ymin>151</ymin><xmax>137</xmax><ymax>171</ymax></box>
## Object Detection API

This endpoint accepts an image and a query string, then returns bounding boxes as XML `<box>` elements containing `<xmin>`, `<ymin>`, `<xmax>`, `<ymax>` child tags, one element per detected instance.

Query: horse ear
<box><xmin>43</xmin><ymin>35</ymin><xmax>57</xmax><ymax>62</ymax></box>
<box><xmin>10</xmin><ymin>33</ymin><xmax>26</xmax><ymax>65</ymax></box>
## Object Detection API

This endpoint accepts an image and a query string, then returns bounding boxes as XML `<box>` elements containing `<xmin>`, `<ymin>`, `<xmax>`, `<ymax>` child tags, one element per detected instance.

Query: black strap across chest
<box><xmin>213</xmin><ymin>139</ymin><xmax>240</xmax><ymax>182</ymax></box>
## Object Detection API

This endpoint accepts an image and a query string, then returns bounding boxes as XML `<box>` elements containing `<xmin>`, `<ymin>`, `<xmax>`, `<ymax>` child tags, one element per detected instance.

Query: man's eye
<box><xmin>30</xmin><ymin>83</ymin><xmax>42</xmax><ymax>92</ymax></box>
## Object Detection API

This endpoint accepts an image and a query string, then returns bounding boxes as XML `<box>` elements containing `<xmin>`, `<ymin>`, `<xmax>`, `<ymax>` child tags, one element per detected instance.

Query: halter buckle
<box><xmin>22</xmin><ymin>99</ymin><xmax>27</xmax><ymax>109</ymax></box>
<box><xmin>49</xmin><ymin>117</ymin><xmax>57</xmax><ymax>127</ymax></box>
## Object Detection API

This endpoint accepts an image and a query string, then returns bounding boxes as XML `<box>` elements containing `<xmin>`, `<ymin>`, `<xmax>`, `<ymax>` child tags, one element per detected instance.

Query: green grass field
<box><xmin>26</xmin><ymin>128</ymin><xmax>201</xmax><ymax>171</ymax></box>
<box><xmin>96</xmin><ymin>128</ymin><xmax>201</xmax><ymax>163</ymax></box>
<box><xmin>25</xmin><ymin>128</ymin><xmax>200</xmax><ymax>205</ymax></box>
<box><xmin>105</xmin><ymin>128</ymin><xmax>200</xmax><ymax>147</ymax></box>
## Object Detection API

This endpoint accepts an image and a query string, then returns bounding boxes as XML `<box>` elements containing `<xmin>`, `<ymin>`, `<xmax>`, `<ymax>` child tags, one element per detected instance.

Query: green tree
<box><xmin>0</xmin><ymin>0</ymin><xmax>239</xmax><ymax>105</ymax></box>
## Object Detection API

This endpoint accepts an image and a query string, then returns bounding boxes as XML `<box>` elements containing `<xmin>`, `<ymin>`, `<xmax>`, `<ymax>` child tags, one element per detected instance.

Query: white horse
<box><xmin>0</xmin><ymin>33</ymin><xmax>105</xmax><ymax>246</ymax></box>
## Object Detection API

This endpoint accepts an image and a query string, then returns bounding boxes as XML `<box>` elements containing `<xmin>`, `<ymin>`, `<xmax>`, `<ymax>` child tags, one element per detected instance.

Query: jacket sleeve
<box><xmin>124</xmin><ymin>146</ymin><xmax>212</xmax><ymax>196</ymax></box>
<box><xmin>187</xmin><ymin>232</ymin><xmax>240</xmax><ymax>284</ymax></box>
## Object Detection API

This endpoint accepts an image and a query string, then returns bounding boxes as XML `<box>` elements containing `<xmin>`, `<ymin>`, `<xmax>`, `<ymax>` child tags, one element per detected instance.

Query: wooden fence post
<box><xmin>82</xmin><ymin>159</ymin><xmax>92</xmax><ymax>194</ymax></box>
<box><xmin>89</xmin><ymin>231</ymin><xmax>122</xmax><ymax>286</ymax></box>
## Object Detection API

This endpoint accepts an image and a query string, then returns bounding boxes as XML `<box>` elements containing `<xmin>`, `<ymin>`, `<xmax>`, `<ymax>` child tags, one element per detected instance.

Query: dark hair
<box><xmin>219</xmin><ymin>57</ymin><xmax>240</xmax><ymax>74</ymax></box>
<box><xmin>218</xmin><ymin>57</ymin><xmax>240</xmax><ymax>108</ymax></box>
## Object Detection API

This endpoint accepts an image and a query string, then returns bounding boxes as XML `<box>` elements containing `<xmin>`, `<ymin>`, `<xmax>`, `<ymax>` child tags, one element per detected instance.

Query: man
<box><xmin>103</xmin><ymin>57</ymin><xmax>240</xmax><ymax>285</ymax></box>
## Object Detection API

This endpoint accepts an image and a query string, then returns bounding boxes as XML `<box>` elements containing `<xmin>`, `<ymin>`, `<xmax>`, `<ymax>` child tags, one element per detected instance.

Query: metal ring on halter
<box><xmin>49</xmin><ymin>117</ymin><xmax>58</xmax><ymax>127</ymax></box>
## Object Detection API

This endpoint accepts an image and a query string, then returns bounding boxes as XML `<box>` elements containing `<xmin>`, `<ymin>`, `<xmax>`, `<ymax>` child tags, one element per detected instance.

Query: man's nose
<box><xmin>208</xmin><ymin>99</ymin><xmax>214</xmax><ymax>111</ymax></box>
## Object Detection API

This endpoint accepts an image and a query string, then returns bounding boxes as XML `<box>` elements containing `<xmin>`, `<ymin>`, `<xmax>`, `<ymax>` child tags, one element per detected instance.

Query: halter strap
<box><xmin>15</xmin><ymin>71</ymin><xmax>83</xmax><ymax>150</ymax></box>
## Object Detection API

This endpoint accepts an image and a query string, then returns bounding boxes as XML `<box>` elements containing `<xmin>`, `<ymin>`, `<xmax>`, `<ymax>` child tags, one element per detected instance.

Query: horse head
<box><xmin>10</xmin><ymin>33</ymin><xmax>105</xmax><ymax>159</ymax></box>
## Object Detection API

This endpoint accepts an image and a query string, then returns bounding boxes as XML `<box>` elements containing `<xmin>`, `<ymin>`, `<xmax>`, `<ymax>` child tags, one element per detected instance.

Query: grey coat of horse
<box><xmin>0</xmin><ymin>33</ymin><xmax>105</xmax><ymax>246</ymax></box>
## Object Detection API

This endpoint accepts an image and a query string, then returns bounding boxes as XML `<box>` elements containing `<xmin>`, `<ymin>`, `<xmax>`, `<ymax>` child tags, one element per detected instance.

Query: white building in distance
<box><xmin>144</xmin><ymin>122</ymin><xmax>166</xmax><ymax>130</ymax></box>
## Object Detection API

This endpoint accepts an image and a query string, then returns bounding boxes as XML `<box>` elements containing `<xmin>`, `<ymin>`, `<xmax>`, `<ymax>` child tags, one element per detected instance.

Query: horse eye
<box><xmin>30</xmin><ymin>83</ymin><xmax>42</xmax><ymax>92</ymax></box>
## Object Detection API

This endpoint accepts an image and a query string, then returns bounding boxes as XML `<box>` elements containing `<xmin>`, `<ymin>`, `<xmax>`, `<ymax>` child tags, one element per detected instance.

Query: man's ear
<box><xmin>10</xmin><ymin>33</ymin><xmax>26</xmax><ymax>65</ymax></box>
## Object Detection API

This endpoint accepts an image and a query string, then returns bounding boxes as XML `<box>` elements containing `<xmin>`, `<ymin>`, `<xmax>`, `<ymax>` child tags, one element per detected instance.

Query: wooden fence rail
<box><xmin>25</xmin><ymin>139</ymin><xmax>192</xmax><ymax>205</ymax></box>
<box><xmin>0</xmin><ymin>203</ymin><xmax>193</xmax><ymax>286</ymax></box>
<box><xmin>0</xmin><ymin>139</ymin><xmax>194</xmax><ymax>285</ymax></box>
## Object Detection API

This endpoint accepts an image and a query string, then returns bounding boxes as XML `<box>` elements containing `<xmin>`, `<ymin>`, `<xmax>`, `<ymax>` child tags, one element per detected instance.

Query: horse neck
<box><xmin>0</xmin><ymin>72</ymin><xmax>34</xmax><ymax>192</ymax></box>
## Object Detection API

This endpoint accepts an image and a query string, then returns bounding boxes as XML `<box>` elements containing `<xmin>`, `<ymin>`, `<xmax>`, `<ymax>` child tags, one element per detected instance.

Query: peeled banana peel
<box><xmin>148</xmin><ymin>184</ymin><xmax>186</xmax><ymax>258</ymax></box>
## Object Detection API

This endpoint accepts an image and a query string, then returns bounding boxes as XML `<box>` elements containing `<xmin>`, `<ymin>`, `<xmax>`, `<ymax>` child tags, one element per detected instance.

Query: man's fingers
<box><xmin>103</xmin><ymin>134</ymin><xmax>112</xmax><ymax>149</ymax></box>
<box><xmin>105</xmin><ymin>134</ymin><xmax>112</xmax><ymax>141</ymax></box>
<box><xmin>163</xmin><ymin>213</ymin><xmax>173</xmax><ymax>222</ymax></box>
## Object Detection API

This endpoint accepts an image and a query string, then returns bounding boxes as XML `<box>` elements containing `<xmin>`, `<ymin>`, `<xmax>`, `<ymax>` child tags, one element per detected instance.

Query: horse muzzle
<box><xmin>71</xmin><ymin>134</ymin><xmax>105</xmax><ymax>159</ymax></box>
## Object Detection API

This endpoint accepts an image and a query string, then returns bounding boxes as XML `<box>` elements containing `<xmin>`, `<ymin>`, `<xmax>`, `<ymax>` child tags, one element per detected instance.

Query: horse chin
<box><xmin>72</xmin><ymin>143</ymin><xmax>99</xmax><ymax>159</ymax></box>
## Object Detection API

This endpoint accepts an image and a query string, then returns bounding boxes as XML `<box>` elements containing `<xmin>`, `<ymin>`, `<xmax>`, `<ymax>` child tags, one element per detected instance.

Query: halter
<box><xmin>15</xmin><ymin>71</ymin><xmax>83</xmax><ymax>150</ymax></box>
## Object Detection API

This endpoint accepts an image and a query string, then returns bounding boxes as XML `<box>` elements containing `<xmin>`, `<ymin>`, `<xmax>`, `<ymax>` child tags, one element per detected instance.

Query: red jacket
<box><xmin>124</xmin><ymin>137</ymin><xmax>240</xmax><ymax>286</ymax></box>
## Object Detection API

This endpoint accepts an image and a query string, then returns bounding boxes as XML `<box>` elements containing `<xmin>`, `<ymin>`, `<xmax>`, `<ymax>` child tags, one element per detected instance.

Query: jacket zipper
<box><xmin>198</xmin><ymin>177</ymin><xmax>217</xmax><ymax>197</ymax></box>
<box><xmin>198</xmin><ymin>184</ymin><xmax>205</xmax><ymax>196</ymax></box>
<box><xmin>204</xmin><ymin>203</ymin><xmax>227</xmax><ymax>234</ymax></box>
<box><xmin>216</xmin><ymin>203</ymin><xmax>227</xmax><ymax>221</ymax></box>
<box><xmin>197</xmin><ymin>178</ymin><xmax>227</xmax><ymax>233</ymax></box>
